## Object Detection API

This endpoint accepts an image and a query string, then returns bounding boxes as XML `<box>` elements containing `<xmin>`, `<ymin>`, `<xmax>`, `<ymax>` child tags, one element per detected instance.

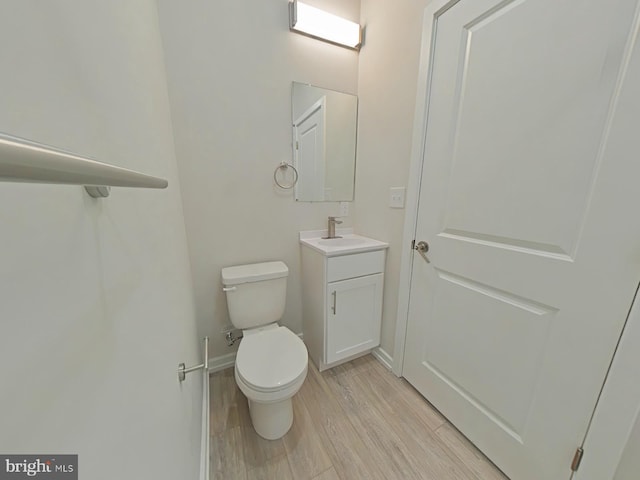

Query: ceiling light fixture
<box><xmin>289</xmin><ymin>0</ymin><xmax>362</xmax><ymax>51</ymax></box>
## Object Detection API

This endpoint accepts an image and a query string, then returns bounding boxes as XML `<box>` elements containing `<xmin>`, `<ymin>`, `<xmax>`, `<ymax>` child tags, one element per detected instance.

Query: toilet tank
<box><xmin>221</xmin><ymin>261</ymin><xmax>288</xmax><ymax>330</ymax></box>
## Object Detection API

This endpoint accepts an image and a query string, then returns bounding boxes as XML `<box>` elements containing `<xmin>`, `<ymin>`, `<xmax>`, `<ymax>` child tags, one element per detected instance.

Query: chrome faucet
<box><xmin>323</xmin><ymin>216</ymin><xmax>343</xmax><ymax>239</ymax></box>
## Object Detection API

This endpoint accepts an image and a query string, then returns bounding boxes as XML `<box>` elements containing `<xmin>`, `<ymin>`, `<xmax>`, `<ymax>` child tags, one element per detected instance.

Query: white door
<box><xmin>403</xmin><ymin>1</ymin><xmax>640</xmax><ymax>479</ymax></box>
<box><xmin>293</xmin><ymin>97</ymin><xmax>326</xmax><ymax>201</ymax></box>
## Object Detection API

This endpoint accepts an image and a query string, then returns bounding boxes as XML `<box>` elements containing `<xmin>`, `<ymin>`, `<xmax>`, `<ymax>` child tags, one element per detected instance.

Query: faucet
<box><xmin>323</xmin><ymin>216</ymin><xmax>343</xmax><ymax>239</ymax></box>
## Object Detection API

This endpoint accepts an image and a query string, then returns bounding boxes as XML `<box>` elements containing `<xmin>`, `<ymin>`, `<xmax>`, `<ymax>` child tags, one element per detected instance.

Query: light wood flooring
<box><xmin>210</xmin><ymin>354</ymin><xmax>508</xmax><ymax>479</ymax></box>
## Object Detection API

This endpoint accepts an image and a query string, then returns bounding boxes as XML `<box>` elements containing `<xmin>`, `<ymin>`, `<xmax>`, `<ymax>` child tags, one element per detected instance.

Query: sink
<box><xmin>318</xmin><ymin>237</ymin><xmax>366</xmax><ymax>247</ymax></box>
<box><xmin>300</xmin><ymin>230</ymin><xmax>389</xmax><ymax>257</ymax></box>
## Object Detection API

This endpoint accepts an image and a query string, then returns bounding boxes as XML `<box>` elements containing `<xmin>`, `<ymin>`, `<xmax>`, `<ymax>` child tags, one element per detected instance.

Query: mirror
<box><xmin>291</xmin><ymin>82</ymin><xmax>358</xmax><ymax>201</ymax></box>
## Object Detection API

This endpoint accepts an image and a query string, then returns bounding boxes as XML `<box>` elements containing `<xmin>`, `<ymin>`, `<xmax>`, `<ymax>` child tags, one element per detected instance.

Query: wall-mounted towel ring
<box><xmin>273</xmin><ymin>161</ymin><xmax>298</xmax><ymax>189</ymax></box>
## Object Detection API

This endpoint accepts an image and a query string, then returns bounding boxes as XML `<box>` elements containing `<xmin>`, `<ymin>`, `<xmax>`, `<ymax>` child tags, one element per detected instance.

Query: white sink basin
<box><xmin>300</xmin><ymin>230</ymin><xmax>389</xmax><ymax>256</ymax></box>
<box><xmin>318</xmin><ymin>237</ymin><xmax>366</xmax><ymax>247</ymax></box>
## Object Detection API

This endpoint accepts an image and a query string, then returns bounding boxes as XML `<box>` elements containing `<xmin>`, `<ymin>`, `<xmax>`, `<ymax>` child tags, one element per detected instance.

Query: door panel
<box><xmin>293</xmin><ymin>97</ymin><xmax>326</xmax><ymax>201</ymax></box>
<box><xmin>326</xmin><ymin>273</ymin><xmax>383</xmax><ymax>364</ymax></box>
<box><xmin>403</xmin><ymin>0</ymin><xmax>640</xmax><ymax>478</ymax></box>
<box><xmin>439</xmin><ymin>0</ymin><xmax>632</xmax><ymax>258</ymax></box>
<box><xmin>424</xmin><ymin>269</ymin><xmax>556</xmax><ymax>438</ymax></box>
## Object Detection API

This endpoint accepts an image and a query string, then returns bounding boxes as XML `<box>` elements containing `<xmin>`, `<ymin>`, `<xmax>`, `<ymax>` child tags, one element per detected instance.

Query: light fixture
<box><xmin>289</xmin><ymin>0</ymin><xmax>362</xmax><ymax>51</ymax></box>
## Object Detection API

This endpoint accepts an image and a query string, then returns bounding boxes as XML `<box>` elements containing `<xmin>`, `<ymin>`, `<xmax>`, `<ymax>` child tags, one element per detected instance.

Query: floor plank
<box><xmin>236</xmin><ymin>390</ymin><xmax>286</xmax><ymax>469</ymax></box>
<box><xmin>298</xmin><ymin>363</ymin><xmax>384</xmax><ymax>480</ymax></box>
<box><xmin>282</xmin><ymin>395</ymin><xmax>333</xmax><ymax>479</ymax></box>
<box><xmin>246</xmin><ymin>454</ymin><xmax>293</xmax><ymax>480</ymax></box>
<box><xmin>209</xmin><ymin>367</ymin><xmax>240</xmax><ymax>434</ymax></box>
<box><xmin>312</xmin><ymin>466</ymin><xmax>341</xmax><ymax>480</ymax></box>
<box><xmin>210</xmin><ymin>354</ymin><xmax>508</xmax><ymax>480</ymax></box>
<box><xmin>210</xmin><ymin>426</ymin><xmax>246</xmax><ymax>480</ymax></box>
<box><xmin>348</xmin><ymin>367</ymin><xmax>480</xmax><ymax>480</ymax></box>
<box><xmin>324</xmin><ymin>354</ymin><xmax>375</xmax><ymax>378</ymax></box>
<box><xmin>323</xmin><ymin>367</ymin><xmax>425</xmax><ymax>479</ymax></box>
<box><xmin>435</xmin><ymin>422</ymin><xmax>509</xmax><ymax>480</ymax></box>
<box><xmin>360</xmin><ymin>363</ymin><xmax>447</xmax><ymax>432</ymax></box>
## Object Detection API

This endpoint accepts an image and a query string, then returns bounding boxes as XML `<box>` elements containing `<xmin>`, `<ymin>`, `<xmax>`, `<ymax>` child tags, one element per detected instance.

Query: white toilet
<box><xmin>221</xmin><ymin>261</ymin><xmax>308</xmax><ymax>440</ymax></box>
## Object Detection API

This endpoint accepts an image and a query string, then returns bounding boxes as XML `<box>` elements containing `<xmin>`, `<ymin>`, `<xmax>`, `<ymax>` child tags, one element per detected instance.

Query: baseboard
<box><xmin>208</xmin><ymin>352</ymin><xmax>236</xmax><ymax>373</ymax></box>
<box><xmin>208</xmin><ymin>332</ymin><xmax>304</xmax><ymax>374</ymax></box>
<box><xmin>372</xmin><ymin>347</ymin><xmax>393</xmax><ymax>371</ymax></box>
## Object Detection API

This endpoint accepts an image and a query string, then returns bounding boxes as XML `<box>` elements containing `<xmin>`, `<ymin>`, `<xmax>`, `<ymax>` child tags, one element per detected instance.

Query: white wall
<box><xmin>0</xmin><ymin>2</ymin><xmax>202</xmax><ymax>479</ymax></box>
<box><xmin>156</xmin><ymin>0</ymin><xmax>431</xmax><ymax>362</ymax></box>
<box><xmin>156</xmin><ymin>0</ymin><xmax>360</xmax><ymax>359</ymax></box>
<box><xmin>578</xmin><ymin>287</ymin><xmax>640</xmax><ymax>480</ymax></box>
<box><xmin>614</xmin><ymin>413</ymin><xmax>640</xmax><ymax>479</ymax></box>
<box><xmin>354</xmin><ymin>0</ymin><xmax>432</xmax><ymax>354</ymax></box>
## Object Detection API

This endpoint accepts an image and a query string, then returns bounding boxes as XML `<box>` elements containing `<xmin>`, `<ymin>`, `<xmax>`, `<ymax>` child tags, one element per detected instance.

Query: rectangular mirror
<box><xmin>291</xmin><ymin>82</ymin><xmax>358</xmax><ymax>201</ymax></box>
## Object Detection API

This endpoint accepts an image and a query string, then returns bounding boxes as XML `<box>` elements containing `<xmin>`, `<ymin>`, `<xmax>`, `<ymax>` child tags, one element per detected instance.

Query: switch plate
<box><xmin>339</xmin><ymin>202</ymin><xmax>349</xmax><ymax>216</ymax></box>
<box><xmin>389</xmin><ymin>187</ymin><xmax>406</xmax><ymax>208</ymax></box>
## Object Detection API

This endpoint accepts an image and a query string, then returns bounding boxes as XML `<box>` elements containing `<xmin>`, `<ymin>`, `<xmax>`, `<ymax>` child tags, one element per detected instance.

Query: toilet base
<box><xmin>248</xmin><ymin>397</ymin><xmax>293</xmax><ymax>440</ymax></box>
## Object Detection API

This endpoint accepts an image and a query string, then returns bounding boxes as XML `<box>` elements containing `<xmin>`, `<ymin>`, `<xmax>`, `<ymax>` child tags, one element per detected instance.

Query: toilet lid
<box><xmin>236</xmin><ymin>327</ymin><xmax>308</xmax><ymax>392</ymax></box>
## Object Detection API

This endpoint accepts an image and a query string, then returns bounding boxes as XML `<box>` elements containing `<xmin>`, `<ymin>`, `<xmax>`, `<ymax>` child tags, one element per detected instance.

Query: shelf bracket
<box><xmin>84</xmin><ymin>186</ymin><xmax>111</xmax><ymax>198</ymax></box>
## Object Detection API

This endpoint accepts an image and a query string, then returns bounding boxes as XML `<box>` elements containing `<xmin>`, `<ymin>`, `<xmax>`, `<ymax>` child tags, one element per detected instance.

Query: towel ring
<box><xmin>273</xmin><ymin>162</ymin><xmax>298</xmax><ymax>189</ymax></box>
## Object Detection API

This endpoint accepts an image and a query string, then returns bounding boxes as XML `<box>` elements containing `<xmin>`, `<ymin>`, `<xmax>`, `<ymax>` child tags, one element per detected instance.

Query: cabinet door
<box><xmin>326</xmin><ymin>273</ymin><xmax>383</xmax><ymax>364</ymax></box>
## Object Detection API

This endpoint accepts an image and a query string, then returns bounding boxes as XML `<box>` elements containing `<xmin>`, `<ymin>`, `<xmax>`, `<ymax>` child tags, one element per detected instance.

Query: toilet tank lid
<box><xmin>221</xmin><ymin>261</ymin><xmax>288</xmax><ymax>285</ymax></box>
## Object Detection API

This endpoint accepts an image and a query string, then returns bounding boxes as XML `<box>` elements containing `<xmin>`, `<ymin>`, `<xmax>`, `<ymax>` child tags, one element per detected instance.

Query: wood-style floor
<box><xmin>210</xmin><ymin>354</ymin><xmax>508</xmax><ymax>480</ymax></box>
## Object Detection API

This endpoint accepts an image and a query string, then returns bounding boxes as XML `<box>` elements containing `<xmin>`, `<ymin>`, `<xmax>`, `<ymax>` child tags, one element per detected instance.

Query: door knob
<box><xmin>413</xmin><ymin>240</ymin><xmax>430</xmax><ymax>263</ymax></box>
<box><xmin>414</xmin><ymin>241</ymin><xmax>429</xmax><ymax>253</ymax></box>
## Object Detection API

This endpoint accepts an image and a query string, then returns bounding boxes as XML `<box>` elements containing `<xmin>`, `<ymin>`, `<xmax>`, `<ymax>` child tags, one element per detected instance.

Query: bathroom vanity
<box><xmin>300</xmin><ymin>229</ymin><xmax>388</xmax><ymax>371</ymax></box>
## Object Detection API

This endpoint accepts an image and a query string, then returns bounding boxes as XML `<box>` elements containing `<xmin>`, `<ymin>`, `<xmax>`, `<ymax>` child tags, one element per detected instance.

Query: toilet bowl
<box><xmin>235</xmin><ymin>324</ymin><xmax>307</xmax><ymax>439</ymax></box>
<box><xmin>221</xmin><ymin>261</ymin><xmax>308</xmax><ymax>440</ymax></box>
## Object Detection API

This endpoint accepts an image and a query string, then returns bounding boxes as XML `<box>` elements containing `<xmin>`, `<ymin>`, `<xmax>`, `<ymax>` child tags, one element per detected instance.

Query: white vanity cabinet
<box><xmin>301</xmin><ymin>240</ymin><xmax>387</xmax><ymax>371</ymax></box>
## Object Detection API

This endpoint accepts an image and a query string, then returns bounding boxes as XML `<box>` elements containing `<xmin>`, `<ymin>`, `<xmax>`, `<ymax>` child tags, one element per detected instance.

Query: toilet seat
<box><xmin>236</xmin><ymin>325</ymin><xmax>308</xmax><ymax>394</ymax></box>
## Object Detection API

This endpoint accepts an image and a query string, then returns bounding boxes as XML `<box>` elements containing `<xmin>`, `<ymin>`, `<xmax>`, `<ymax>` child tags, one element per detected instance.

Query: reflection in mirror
<box><xmin>291</xmin><ymin>82</ymin><xmax>357</xmax><ymax>201</ymax></box>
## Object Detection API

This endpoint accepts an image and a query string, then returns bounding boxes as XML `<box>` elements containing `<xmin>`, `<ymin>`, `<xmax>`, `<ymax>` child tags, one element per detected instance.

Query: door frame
<box><xmin>393</xmin><ymin>0</ymin><xmax>459</xmax><ymax>376</ymax></box>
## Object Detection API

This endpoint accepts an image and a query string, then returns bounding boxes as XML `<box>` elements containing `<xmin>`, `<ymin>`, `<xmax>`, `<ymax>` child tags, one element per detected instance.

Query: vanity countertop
<box><xmin>299</xmin><ymin>229</ymin><xmax>389</xmax><ymax>257</ymax></box>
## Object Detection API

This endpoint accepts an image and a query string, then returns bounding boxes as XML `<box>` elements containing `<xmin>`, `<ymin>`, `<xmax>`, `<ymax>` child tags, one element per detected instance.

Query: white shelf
<box><xmin>0</xmin><ymin>133</ymin><xmax>168</xmax><ymax>190</ymax></box>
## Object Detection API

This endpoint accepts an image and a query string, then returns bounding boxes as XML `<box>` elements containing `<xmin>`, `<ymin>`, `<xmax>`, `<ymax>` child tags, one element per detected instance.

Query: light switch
<box><xmin>389</xmin><ymin>187</ymin><xmax>406</xmax><ymax>208</ymax></box>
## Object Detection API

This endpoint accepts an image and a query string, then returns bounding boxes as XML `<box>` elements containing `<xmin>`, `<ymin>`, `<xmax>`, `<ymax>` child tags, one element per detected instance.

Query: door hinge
<box><xmin>571</xmin><ymin>447</ymin><xmax>584</xmax><ymax>472</ymax></box>
<box><xmin>295</xmin><ymin>141</ymin><xmax>299</xmax><ymax>150</ymax></box>
<box><xmin>411</xmin><ymin>239</ymin><xmax>416</xmax><ymax>250</ymax></box>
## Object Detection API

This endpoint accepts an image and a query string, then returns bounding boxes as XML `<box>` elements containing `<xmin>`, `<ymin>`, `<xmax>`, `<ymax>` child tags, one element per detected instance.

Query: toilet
<box><xmin>221</xmin><ymin>261</ymin><xmax>308</xmax><ymax>440</ymax></box>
